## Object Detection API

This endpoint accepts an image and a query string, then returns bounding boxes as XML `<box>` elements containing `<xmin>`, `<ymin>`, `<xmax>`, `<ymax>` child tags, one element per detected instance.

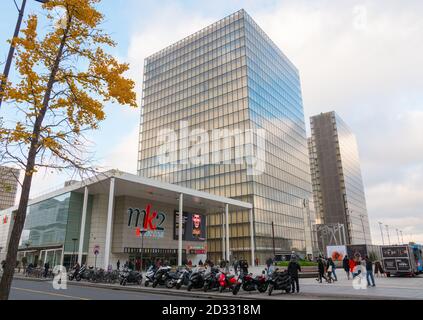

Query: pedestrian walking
<box><xmin>343</xmin><ymin>255</ymin><xmax>351</xmax><ymax>280</ymax></box>
<box><xmin>44</xmin><ymin>262</ymin><xmax>50</xmax><ymax>278</ymax></box>
<box><xmin>288</xmin><ymin>256</ymin><xmax>301</xmax><ymax>293</ymax></box>
<box><xmin>374</xmin><ymin>260</ymin><xmax>385</xmax><ymax>278</ymax></box>
<box><xmin>327</xmin><ymin>258</ymin><xmax>338</xmax><ymax>281</ymax></box>
<box><xmin>326</xmin><ymin>259</ymin><xmax>333</xmax><ymax>283</ymax></box>
<box><xmin>317</xmin><ymin>256</ymin><xmax>327</xmax><ymax>283</ymax></box>
<box><xmin>117</xmin><ymin>260</ymin><xmax>120</xmax><ymax>271</ymax></box>
<box><xmin>266</xmin><ymin>257</ymin><xmax>273</xmax><ymax>275</ymax></box>
<box><xmin>365</xmin><ymin>256</ymin><xmax>376</xmax><ymax>287</ymax></box>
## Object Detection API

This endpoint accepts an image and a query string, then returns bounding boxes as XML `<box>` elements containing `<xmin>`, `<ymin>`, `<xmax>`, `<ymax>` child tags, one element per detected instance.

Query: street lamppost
<box><xmin>396</xmin><ymin>228</ymin><xmax>401</xmax><ymax>245</ymax></box>
<box><xmin>385</xmin><ymin>225</ymin><xmax>391</xmax><ymax>245</ymax></box>
<box><xmin>378</xmin><ymin>222</ymin><xmax>385</xmax><ymax>245</ymax></box>
<box><xmin>71</xmin><ymin>238</ymin><xmax>78</xmax><ymax>267</ymax></box>
<box><xmin>0</xmin><ymin>0</ymin><xmax>49</xmax><ymax>109</ymax></box>
<box><xmin>140</xmin><ymin>228</ymin><xmax>147</xmax><ymax>272</ymax></box>
<box><xmin>400</xmin><ymin>230</ymin><xmax>405</xmax><ymax>244</ymax></box>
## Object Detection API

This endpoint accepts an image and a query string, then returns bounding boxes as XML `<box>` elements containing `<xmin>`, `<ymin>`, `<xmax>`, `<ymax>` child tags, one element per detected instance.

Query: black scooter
<box><xmin>144</xmin><ymin>265</ymin><xmax>158</xmax><ymax>287</ymax></box>
<box><xmin>175</xmin><ymin>268</ymin><xmax>191</xmax><ymax>290</ymax></box>
<box><xmin>152</xmin><ymin>266</ymin><xmax>172</xmax><ymax>288</ymax></box>
<box><xmin>119</xmin><ymin>267</ymin><xmax>142</xmax><ymax>286</ymax></box>
<box><xmin>203</xmin><ymin>267</ymin><xmax>221</xmax><ymax>292</ymax></box>
<box><xmin>187</xmin><ymin>268</ymin><xmax>205</xmax><ymax>291</ymax></box>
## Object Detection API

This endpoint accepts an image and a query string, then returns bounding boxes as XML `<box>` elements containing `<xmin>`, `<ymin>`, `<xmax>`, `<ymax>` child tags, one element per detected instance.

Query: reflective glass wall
<box><xmin>309</xmin><ymin>112</ymin><xmax>372</xmax><ymax>245</ymax></box>
<box><xmin>138</xmin><ymin>10</ymin><xmax>313</xmax><ymax>263</ymax></box>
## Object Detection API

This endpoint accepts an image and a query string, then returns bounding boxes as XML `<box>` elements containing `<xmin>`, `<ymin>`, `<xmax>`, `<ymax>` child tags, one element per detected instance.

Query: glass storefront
<box><xmin>18</xmin><ymin>192</ymin><xmax>92</xmax><ymax>268</ymax></box>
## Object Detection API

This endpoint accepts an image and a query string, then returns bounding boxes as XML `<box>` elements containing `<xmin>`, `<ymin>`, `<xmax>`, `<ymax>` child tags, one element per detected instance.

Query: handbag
<box><xmin>327</xmin><ymin>265</ymin><xmax>333</xmax><ymax>273</ymax></box>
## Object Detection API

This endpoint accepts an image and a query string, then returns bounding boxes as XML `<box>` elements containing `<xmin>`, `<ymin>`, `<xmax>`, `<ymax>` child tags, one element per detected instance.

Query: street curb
<box><xmin>13</xmin><ymin>276</ymin><xmax>405</xmax><ymax>300</ymax></box>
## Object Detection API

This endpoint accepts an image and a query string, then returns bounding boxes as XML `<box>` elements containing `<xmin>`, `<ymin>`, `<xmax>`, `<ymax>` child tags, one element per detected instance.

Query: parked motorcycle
<box><xmin>239</xmin><ymin>271</ymin><xmax>268</xmax><ymax>294</ymax></box>
<box><xmin>175</xmin><ymin>267</ymin><xmax>191</xmax><ymax>290</ymax></box>
<box><xmin>203</xmin><ymin>267</ymin><xmax>221</xmax><ymax>292</ymax></box>
<box><xmin>67</xmin><ymin>267</ymin><xmax>80</xmax><ymax>281</ymax></box>
<box><xmin>152</xmin><ymin>266</ymin><xmax>172</xmax><ymax>288</ymax></box>
<box><xmin>119</xmin><ymin>267</ymin><xmax>143</xmax><ymax>286</ymax></box>
<box><xmin>187</xmin><ymin>267</ymin><xmax>205</xmax><ymax>291</ymax></box>
<box><xmin>165</xmin><ymin>269</ymin><xmax>182</xmax><ymax>289</ymax></box>
<box><xmin>218</xmin><ymin>271</ymin><xmax>242</xmax><ymax>294</ymax></box>
<box><xmin>267</xmin><ymin>269</ymin><xmax>292</xmax><ymax>296</ymax></box>
<box><xmin>144</xmin><ymin>265</ymin><xmax>158</xmax><ymax>287</ymax></box>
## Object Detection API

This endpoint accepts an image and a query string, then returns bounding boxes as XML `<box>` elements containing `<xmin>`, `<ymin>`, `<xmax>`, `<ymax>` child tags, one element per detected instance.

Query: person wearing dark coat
<box><xmin>343</xmin><ymin>255</ymin><xmax>350</xmax><ymax>280</ymax></box>
<box><xmin>287</xmin><ymin>258</ymin><xmax>302</xmax><ymax>293</ymax></box>
<box><xmin>316</xmin><ymin>256</ymin><xmax>327</xmax><ymax>283</ymax></box>
<box><xmin>365</xmin><ymin>256</ymin><xmax>376</xmax><ymax>287</ymax></box>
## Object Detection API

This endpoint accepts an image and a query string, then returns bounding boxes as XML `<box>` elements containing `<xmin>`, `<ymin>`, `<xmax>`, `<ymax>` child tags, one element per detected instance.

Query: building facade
<box><xmin>0</xmin><ymin>171</ymin><xmax>252</xmax><ymax>269</ymax></box>
<box><xmin>309</xmin><ymin>111</ymin><xmax>372</xmax><ymax>246</ymax></box>
<box><xmin>138</xmin><ymin>10</ymin><xmax>314</xmax><ymax>263</ymax></box>
<box><xmin>0</xmin><ymin>166</ymin><xmax>20</xmax><ymax>211</ymax></box>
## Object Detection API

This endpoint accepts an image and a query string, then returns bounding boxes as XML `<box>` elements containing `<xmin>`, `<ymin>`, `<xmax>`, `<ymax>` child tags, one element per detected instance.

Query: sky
<box><xmin>0</xmin><ymin>0</ymin><xmax>422</xmax><ymax>245</ymax></box>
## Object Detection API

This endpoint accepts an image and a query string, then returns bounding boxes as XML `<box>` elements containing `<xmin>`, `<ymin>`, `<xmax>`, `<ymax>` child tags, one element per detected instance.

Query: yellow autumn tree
<box><xmin>0</xmin><ymin>0</ymin><xmax>137</xmax><ymax>299</ymax></box>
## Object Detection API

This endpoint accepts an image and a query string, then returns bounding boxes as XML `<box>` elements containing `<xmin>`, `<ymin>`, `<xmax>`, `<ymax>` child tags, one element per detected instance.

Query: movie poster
<box><xmin>174</xmin><ymin>211</ymin><xmax>206</xmax><ymax>242</ymax></box>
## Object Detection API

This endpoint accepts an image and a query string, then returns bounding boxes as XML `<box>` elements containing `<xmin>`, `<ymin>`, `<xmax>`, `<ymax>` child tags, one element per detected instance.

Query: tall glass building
<box><xmin>0</xmin><ymin>166</ymin><xmax>20</xmax><ymax>211</ymax></box>
<box><xmin>138</xmin><ymin>9</ymin><xmax>314</xmax><ymax>262</ymax></box>
<box><xmin>309</xmin><ymin>111</ymin><xmax>372</xmax><ymax>245</ymax></box>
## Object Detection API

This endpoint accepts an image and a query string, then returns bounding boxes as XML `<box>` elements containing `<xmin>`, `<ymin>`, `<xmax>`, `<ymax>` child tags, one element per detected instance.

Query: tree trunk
<box><xmin>0</xmin><ymin>17</ymin><xmax>71</xmax><ymax>300</ymax></box>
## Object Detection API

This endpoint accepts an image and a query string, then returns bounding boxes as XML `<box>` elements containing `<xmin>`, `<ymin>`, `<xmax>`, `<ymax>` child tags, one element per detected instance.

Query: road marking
<box><xmin>12</xmin><ymin>287</ymin><xmax>90</xmax><ymax>300</ymax></box>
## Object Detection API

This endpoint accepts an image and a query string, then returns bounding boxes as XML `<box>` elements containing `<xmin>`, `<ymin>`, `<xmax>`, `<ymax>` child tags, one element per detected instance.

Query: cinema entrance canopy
<box><xmin>60</xmin><ymin>170</ymin><xmax>254</xmax><ymax>268</ymax></box>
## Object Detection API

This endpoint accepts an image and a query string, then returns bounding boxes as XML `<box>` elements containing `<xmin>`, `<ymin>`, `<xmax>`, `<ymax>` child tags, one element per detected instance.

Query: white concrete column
<box><xmin>78</xmin><ymin>186</ymin><xmax>89</xmax><ymax>265</ymax></box>
<box><xmin>178</xmin><ymin>193</ymin><xmax>184</xmax><ymax>266</ymax></box>
<box><xmin>221</xmin><ymin>211</ymin><xmax>225</xmax><ymax>261</ymax></box>
<box><xmin>249</xmin><ymin>208</ymin><xmax>255</xmax><ymax>267</ymax></box>
<box><xmin>104</xmin><ymin>178</ymin><xmax>115</xmax><ymax>270</ymax></box>
<box><xmin>225</xmin><ymin>204</ymin><xmax>230</xmax><ymax>262</ymax></box>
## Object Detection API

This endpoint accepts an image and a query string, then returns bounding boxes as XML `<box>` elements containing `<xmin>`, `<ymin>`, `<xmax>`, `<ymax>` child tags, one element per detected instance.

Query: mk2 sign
<box><xmin>127</xmin><ymin>204</ymin><xmax>166</xmax><ymax>239</ymax></box>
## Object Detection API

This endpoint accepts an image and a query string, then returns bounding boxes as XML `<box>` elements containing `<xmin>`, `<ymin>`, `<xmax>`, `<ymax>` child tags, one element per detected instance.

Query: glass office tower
<box><xmin>138</xmin><ymin>9</ymin><xmax>314</xmax><ymax>262</ymax></box>
<box><xmin>0</xmin><ymin>166</ymin><xmax>20</xmax><ymax>211</ymax></box>
<box><xmin>309</xmin><ymin>112</ymin><xmax>372</xmax><ymax>245</ymax></box>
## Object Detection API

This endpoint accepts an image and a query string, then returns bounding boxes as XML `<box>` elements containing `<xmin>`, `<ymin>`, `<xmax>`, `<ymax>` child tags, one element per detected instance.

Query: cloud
<box><xmin>126</xmin><ymin>3</ymin><xmax>215</xmax><ymax>99</ymax></box>
<box><xmin>98</xmin><ymin>126</ymin><xmax>139</xmax><ymax>174</ymax></box>
<box><xmin>250</xmin><ymin>0</ymin><xmax>423</xmax><ymax>243</ymax></box>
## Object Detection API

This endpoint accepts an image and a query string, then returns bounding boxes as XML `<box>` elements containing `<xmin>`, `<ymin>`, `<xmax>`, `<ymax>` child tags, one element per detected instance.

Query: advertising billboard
<box><xmin>347</xmin><ymin>245</ymin><xmax>368</xmax><ymax>260</ymax></box>
<box><xmin>174</xmin><ymin>211</ymin><xmax>206</xmax><ymax>242</ymax></box>
<box><xmin>327</xmin><ymin>246</ymin><xmax>347</xmax><ymax>262</ymax></box>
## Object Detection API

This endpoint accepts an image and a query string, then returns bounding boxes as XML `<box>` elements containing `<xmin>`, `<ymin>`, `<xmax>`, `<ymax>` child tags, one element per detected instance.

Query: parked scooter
<box><xmin>119</xmin><ymin>267</ymin><xmax>143</xmax><ymax>286</ymax></box>
<box><xmin>267</xmin><ymin>269</ymin><xmax>292</xmax><ymax>296</ymax></box>
<box><xmin>175</xmin><ymin>267</ymin><xmax>191</xmax><ymax>290</ymax></box>
<box><xmin>239</xmin><ymin>270</ymin><xmax>268</xmax><ymax>293</ymax></box>
<box><xmin>152</xmin><ymin>266</ymin><xmax>172</xmax><ymax>288</ymax></box>
<box><xmin>187</xmin><ymin>267</ymin><xmax>205</xmax><ymax>291</ymax></box>
<box><xmin>203</xmin><ymin>267</ymin><xmax>221</xmax><ymax>292</ymax></box>
<box><xmin>144</xmin><ymin>265</ymin><xmax>158</xmax><ymax>287</ymax></box>
<box><xmin>165</xmin><ymin>268</ymin><xmax>182</xmax><ymax>289</ymax></box>
<box><xmin>218</xmin><ymin>271</ymin><xmax>242</xmax><ymax>294</ymax></box>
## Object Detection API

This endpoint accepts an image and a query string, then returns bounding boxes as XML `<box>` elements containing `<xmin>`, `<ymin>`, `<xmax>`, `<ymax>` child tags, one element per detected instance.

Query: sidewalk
<box><xmin>13</xmin><ymin>271</ymin><xmax>422</xmax><ymax>300</ymax></box>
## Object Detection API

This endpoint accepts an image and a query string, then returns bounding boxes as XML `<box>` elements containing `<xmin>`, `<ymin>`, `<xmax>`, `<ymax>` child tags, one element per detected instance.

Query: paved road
<box><xmin>10</xmin><ymin>279</ymin><xmax>202</xmax><ymax>300</ymax></box>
